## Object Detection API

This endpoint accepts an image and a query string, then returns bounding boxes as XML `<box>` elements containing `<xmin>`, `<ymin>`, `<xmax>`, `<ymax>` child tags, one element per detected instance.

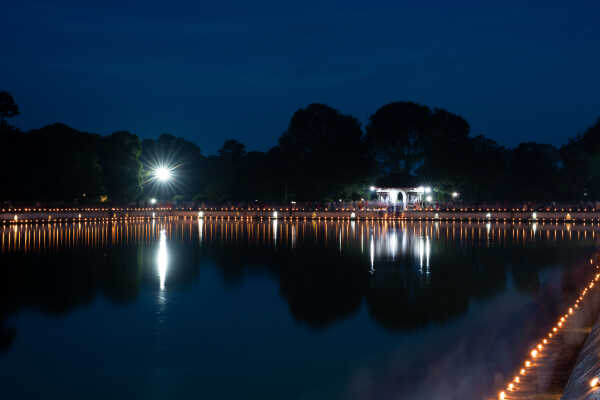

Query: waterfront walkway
<box><xmin>1</xmin><ymin>206</ymin><xmax>600</xmax><ymax>224</ymax></box>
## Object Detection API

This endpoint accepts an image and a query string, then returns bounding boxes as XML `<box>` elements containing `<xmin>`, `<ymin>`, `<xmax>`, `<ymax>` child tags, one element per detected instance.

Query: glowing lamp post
<box><xmin>153</xmin><ymin>167</ymin><xmax>173</xmax><ymax>182</ymax></box>
<box><xmin>148</xmin><ymin>166</ymin><xmax>173</xmax><ymax>207</ymax></box>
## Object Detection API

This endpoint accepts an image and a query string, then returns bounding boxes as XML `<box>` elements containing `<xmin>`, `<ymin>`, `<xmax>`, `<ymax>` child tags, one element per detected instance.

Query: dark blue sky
<box><xmin>3</xmin><ymin>0</ymin><xmax>600</xmax><ymax>154</ymax></box>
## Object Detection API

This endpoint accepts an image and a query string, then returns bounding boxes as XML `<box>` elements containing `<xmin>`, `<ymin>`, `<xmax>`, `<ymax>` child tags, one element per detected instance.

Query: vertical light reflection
<box><xmin>360</xmin><ymin>227</ymin><xmax>364</xmax><ymax>254</ymax></box>
<box><xmin>389</xmin><ymin>232</ymin><xmax>398</xmax><ymax>259</ymax></box>
<box><xmin>418</xmin><ymin>237</ymin><xmax>424</xmax><ymax>272</ymax></box>
<box><xmin>369</xmin><ymin>234</ymin><xmax>375</xmax><ymax>275</ymax></box>
<box><xmin>157</xmin><ymin>229</ymin><xmax>168</xmax><ymax>291</ymax></box>
<box><xmin>272</xmin><ymin>219</ymin><xmax>278</xmax><ymax>246</ymax></box>
<box><xmin>425</xmin><ymin>235</ymin><xmax>431</xmax><ymax>273</ymax></box>
<box><xmin>198</xmin><ymin>219</ymin><xmax>203</xmax><ymax>244</ymax></box>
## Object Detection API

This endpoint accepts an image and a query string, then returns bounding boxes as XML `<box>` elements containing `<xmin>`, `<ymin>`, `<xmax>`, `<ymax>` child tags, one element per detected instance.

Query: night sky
<box><xmin>3</xmin><ymin>0</ymin><xmax>600</xmax><ymax>154</ymax></box>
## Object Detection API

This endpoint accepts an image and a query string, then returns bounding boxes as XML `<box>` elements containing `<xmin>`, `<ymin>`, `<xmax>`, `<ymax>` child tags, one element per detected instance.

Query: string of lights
<box><xmin>497</xmin><ymin>259</ymin><xmax>600</xmax><ymax>399</ymax></box>
<box><xmin>2</xmin><ymin>208</ymin><xmax>600</xmax><ymax>225</ymax></box>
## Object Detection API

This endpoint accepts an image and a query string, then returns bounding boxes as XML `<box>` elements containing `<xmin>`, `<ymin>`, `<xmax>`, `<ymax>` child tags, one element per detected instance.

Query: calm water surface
<box><xmin>0</xmin><ymin>220</ymin><xmax>598</xmax><ymax>399</ymax></box>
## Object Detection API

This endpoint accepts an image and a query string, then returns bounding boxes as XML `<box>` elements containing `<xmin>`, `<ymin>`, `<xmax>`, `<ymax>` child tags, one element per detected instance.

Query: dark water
<box><xmin>0</xmin><ymin>220</ymin><xmax>598</xmax><ymax>399</ymax></box>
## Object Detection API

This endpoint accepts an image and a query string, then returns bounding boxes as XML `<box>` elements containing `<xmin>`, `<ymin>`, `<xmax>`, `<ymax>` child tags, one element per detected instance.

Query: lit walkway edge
<box><xmin>561</xmin><ymin>313</ymin><xmax>600</xmax><ymax>399</ymax></box>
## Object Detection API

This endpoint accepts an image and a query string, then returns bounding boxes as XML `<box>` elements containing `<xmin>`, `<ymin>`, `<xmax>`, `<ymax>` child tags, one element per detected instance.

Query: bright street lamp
<box><xmin>150</xmin><ymin>198</ymin><xmax>157</xmax><ymax>205</ymax></box>
<box><xmin>153</xmin><ymin>166</ymin><xmax>173</xmax><ymax>182</ymax></box>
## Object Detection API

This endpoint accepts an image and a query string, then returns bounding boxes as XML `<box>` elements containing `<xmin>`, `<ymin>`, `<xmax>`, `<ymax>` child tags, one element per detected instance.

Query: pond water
<box><xmin>0</xmin><ymin>220</ymin><xmax>598</xmax><ymax>399</ymax></box>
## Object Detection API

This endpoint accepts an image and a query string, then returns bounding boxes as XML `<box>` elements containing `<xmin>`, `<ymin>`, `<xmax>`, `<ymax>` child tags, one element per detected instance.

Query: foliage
<box><xmin>278</xmin><ymin>103</ymin><xmax>376</xmax><ymax>201</ymax></box>
<box><xmin>0</xmin><ymin>91</ymin><xmax>19</xmax><ymax>127</ymax></box>
<box><xmin>2</xmin><ymin>89</ymin><xmax>600</xmax><ymax>203</ymax></box>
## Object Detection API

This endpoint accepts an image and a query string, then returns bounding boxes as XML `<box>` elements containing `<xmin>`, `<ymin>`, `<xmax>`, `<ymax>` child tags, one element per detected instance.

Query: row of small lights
<box><xmin>2</xmin><ymin>220</ymin><xmax>594</xmax><ymax>231</ymax></box>
<box><xmin>497</xmin><ymin>259</ymin><xmax>600</xmax><ymax>399</ymax></box>
<box><xmin>0</xmin><ymin>207</ymin><xmax>598</xmax><ymax>213</ymax></box>
<box><xmin>2</xmin><ymin>212</ymin><xmax>599</xmax><ymax>225</ymax></box>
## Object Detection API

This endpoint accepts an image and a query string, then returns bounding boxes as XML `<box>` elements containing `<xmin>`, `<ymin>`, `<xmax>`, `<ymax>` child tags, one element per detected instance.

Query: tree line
<box><xmin>1</xmin><ymin>90</ymin><xmax>600</xmax><ymax>205</ymax></box>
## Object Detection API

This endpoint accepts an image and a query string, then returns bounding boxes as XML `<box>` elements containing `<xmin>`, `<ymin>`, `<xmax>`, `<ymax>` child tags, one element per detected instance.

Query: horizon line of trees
<box><xmin>2</xmin><ymin>90</ymin><xmax>600</xmax><ymax>205</ymax></box>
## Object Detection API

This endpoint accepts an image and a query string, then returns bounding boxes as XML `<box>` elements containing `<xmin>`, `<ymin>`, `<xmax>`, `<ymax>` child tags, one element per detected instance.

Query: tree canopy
<box><xmin>1</xmin><ymin>89</ymin><xmax>600</xmax><ymax>204</ymax></box>
<box><xmin>278</xmin><ymin>103</ymin><xmax>375</xmax><ymax>200</ymax></box>
<box><xmin>0</xmin><ymin>91</ymin><xmax>19</xmax><ymax>127</ymax></box>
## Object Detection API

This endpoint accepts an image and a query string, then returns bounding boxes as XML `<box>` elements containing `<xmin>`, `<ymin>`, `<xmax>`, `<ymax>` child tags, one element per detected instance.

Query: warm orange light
<box><xmin>591</xmin><ymin>377</ymin><xmax>599</xmax><ymax>388</ymax></box>
<box><xmin>531</xmin><ymin>350</ymin><xmax>538</xmax><ymax>358</ymax></box>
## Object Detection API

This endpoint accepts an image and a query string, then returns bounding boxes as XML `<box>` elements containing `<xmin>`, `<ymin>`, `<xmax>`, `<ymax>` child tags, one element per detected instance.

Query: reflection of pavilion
<box><xmin>371</xmin><ymin>186</ymin><xmax>430</xmax><ymax>210</ymax></box>
<box><xmin>369</xmin><ymin>227</ymin><xmax>430</xmax><ymax>273</ymax></box>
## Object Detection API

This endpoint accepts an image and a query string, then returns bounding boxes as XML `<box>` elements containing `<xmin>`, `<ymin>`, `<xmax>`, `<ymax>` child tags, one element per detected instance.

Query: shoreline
<box><xmin>1</xmin><ymin>207</ymin><xmax>600</xmax><ymax>224</ymax></box>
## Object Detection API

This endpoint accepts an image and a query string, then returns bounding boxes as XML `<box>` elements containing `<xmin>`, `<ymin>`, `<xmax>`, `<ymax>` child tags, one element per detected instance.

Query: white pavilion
<box><xmin>370</xmin><ymin>186</ymin><xmax>431</xmax><ymax>210</ymax></box>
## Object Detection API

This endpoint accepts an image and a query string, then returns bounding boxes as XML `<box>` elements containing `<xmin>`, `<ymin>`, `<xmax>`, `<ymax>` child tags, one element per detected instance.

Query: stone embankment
<box><xmin>561</xmin><ymin>313</ymin><xmax>600</xmax><ymax>400</ymax></box>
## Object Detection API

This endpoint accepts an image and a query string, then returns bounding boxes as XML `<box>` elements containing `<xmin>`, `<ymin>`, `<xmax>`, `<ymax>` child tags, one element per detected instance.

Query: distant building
<box><xmin>370</xmin><ymin>186</ymin><xmax>431</xmax><ymax>210</ymax></box>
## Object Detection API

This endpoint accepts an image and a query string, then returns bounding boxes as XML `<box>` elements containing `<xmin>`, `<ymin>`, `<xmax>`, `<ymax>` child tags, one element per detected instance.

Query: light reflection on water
<box><xmin>0</xmin><ymin>220</ymin><xmax>599</xmax><ymax>400</ymax></box>
<box><xmin>157</xmin><ymin>229</ymin><xmax>168</xmax><ymax>291</ymax></box>
<box><xmin>1</xmin><ymin>220</ymin><xmax>597</xmax><ymax>256</ymax></box>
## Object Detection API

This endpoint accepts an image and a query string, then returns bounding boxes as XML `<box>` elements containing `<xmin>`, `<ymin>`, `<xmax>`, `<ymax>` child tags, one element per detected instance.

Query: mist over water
<box><xmin>0</xmin><ymin>220</ymin><xmax>597</xmax><ymax>399</ymax></box>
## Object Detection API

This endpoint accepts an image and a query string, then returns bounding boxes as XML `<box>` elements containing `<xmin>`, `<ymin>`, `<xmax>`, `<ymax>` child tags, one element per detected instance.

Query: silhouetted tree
<box><xmin>0</xmin><ymin>91</ymin><xmax>19</xmax><ymax>128</ymax></box>
<box><xmin>279</xmin><ymin>103</ymin><xmax>375</xmax><ymax>201</ymax></box>
<box><xmin>3</xmin><ymin>123</ymin><xmax>104</xmax><ymax>201</ymax></box>
<box><xmin>508</xmin><ymin>142</ymin><xmax>562</xmax><ymax>200</ymax></box>
<box><xmin>100</xmin><ymin>131</ymin><xmax>142</xmax><ymax>202</ymax></box>
<box><xmin>461</xmin><ymin>135</ymin><xmax>508</xmax><ymax>201</ymax></box>
<box><xmin>561</xmin><ymin>118</ymin><xmax>600</xmax><ymax>200</ymax></box>
<box><xmin>218</xmin><ymin>139</ymin><xmax>246</xmax><ymax>161</ymax></box>
<box><xmin>1</xmin><ymin>88</ymin><xmax>600</xmax><ymax>204</ymax></box>
<box><xmin>365</xmin><ymin>101</ymin><xmax>432</xmax><ymax>177</ymax></box>
<box><xmin>365</xmin><ymin>102</ymin><xmax>472</xmax><ymax>192</ymax></box>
